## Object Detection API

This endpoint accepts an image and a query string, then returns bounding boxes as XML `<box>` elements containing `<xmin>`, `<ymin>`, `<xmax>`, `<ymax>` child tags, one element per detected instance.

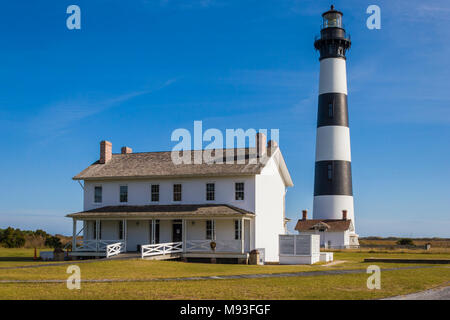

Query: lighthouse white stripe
<box><xmin>315</xmin><ymin>126</ymin><xmax>351</xmax><ymax>161</ymax></box>
<box><xmin>313</xmin><ymin>195</ymin><xmax>355</xmax><ymax>222</ymax></box>
<box><xmin>319</xmin><ymin>58</ymin><xmax>347</xmax><ymax>95</ymax></box>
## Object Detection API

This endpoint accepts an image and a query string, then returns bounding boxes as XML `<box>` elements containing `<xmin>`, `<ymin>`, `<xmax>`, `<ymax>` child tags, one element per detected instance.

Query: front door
<box><xmin>172</xmin><ymin>220</ymin><xmax>182</xmax><ymax>242</ymax></box>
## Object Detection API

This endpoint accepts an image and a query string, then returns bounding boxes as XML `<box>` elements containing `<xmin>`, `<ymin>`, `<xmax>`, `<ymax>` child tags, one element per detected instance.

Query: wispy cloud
<box><xmin>29</xmin><ymin>79</ymin><xmax>177</xmax><ymax>140</ymax></box>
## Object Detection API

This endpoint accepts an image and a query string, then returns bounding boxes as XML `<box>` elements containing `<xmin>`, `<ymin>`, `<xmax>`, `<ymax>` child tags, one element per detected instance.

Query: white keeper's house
<box><xmin>67</xmin><ymin>133</ymin><xmax>293</xmax><ymax>263</ymax></box>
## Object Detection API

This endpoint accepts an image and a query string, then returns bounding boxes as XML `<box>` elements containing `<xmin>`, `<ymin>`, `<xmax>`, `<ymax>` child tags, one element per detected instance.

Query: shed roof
<box><xmin>294</xmin><ymin>219</ymin><xmax>352</xmax><ymax>232</ymax></box>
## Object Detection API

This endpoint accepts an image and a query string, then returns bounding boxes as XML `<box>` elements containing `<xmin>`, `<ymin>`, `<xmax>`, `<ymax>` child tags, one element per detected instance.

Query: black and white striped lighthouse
<box><xmin>313</xmin><ymin>6</ymin><xmax>356</xmax><ymax>228</ymax></box>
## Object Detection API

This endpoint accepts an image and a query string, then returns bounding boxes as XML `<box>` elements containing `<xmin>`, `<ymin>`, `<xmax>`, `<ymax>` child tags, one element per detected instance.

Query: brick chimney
<box><xmin>256</xmin><ymin>132</ymin><xmax>267</xmax><ymax>158</ymax></box>
<box><xmin>342</xmin><ymin>210</ymin><xmax>348</xmax><ymax>220</ymax></box>
<box><xmin>121</xmin><ymin>146</ymin><xmax>132</xmax><ymax>154</ymax></box>
<box><xmin>302</xmin><ymin>210</ymin><xmax>308</xmax><ymax>220</ymax></box>
<box><xmin>99</xmin><ymin>140</ymin><xmax>112</xmax><ymax>164</ymax></box>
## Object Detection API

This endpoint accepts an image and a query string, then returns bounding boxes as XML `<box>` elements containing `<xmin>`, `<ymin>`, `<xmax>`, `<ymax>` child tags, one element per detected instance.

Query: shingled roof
<box><xmin>73</xmin><ymin>148</ymin><xmax>269</xmax><ymax>181</ymax></box>
<box><xmin>66</xmin><ymin>204</ymin><xmax>255</xmax><ymax>219</ymax></box>
<box><xmin>295</xmin><ymin>219</ymin><xmax>352</xmax><ymax>232</ymax></box>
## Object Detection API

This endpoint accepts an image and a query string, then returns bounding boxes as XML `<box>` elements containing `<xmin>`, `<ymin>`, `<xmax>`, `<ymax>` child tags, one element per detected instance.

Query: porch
<box><xmin>69</xmin><ymin>216</ymin><xmax>253</xmax><ymax>260</ymax></box>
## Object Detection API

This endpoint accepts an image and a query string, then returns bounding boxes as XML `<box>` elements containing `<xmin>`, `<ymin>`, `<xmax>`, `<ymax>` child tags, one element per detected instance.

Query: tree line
<box><xmin>0</xmin><ymin>227</ymin><xmax>63</xmax><ymax>249</ymax></box>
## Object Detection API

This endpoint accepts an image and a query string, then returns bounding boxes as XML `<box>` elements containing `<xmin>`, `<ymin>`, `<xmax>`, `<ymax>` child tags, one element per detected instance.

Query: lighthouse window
<box><xmin>327</xmin><ymin>164</ymin><xmax>333</xmax><ymax>180</ymax></box>
<box><xmin>328</xmin><ymin>103</ymin><xmax>334</xmax><ymax>118</ymax></box>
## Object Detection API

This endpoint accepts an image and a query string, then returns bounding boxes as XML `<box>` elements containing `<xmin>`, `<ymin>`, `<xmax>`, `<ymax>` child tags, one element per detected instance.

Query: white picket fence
<box><xmin>106</xmin><ymin>242</ymin><xmax>125</xmax><ymax>258</ymax></box>
<box><xmin>141</xmin><ymin>242</ymin><xmax>183</xmax><ymax>258</ymax></box>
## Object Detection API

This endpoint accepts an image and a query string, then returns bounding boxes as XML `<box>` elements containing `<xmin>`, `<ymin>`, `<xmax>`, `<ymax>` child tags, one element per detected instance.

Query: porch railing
<box><xmin>141</xmin><ymin>241</ymin><xmax>183</xmax><ymax>258</ymax></box>
<box><xmin>75</xmin><ymin>239</ymin><xmax>123</xmax><ymax>252</ymax></box>
<box><xmin>185</xmin><ymin>240</ymin><xmax>242</xmax><ymax>252</ymax></box>
<box><xmin>106</xmin><ymin>242</ymin><xmax>125</xmax><ymax>258</ymax></box>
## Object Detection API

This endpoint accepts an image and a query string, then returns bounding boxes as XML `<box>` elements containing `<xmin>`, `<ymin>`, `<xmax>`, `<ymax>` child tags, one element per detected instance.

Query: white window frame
<box><xmin>151</xmin><ymin>184</ymin><xmax>160</xmax><ymax>203</ymax></box>
<box><xmin>234</xmin><ymin>219</ymin><xmax>242</xmax><ymax>240</ymax></box>
<box><xmin>206</xmin><ymin>220</ymin><xmax>216</xmax><ymax>240</ymax></box>
<box><xmin>206</xmin><ymin>182</ymin><xmax>215</xmax><ymax>201</ymax></box>
<box><xmin>234</xmin><ymin>182</ymin><xmax>245</xmax><ymax>201</ymax></box>
<box><xmin>173</xmin><ymin>183</ymin><xmax>182</xmax><ymax>202</ymax></box>
<box><xmin>119</xmin><ymin>185</ymin><xmax>128</xmax><ymax>203</ymax></box>
<box><xmin>94</xmin><ymin>185</ymin><xmax>103</xmax><ymax>204</ymax></box>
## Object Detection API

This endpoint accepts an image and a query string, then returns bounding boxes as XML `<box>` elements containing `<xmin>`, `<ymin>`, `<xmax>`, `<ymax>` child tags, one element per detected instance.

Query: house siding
<box><xmin>255</xmin><ymin>154</ymin><xmax>286</xmax><ymax>262</ymax></box>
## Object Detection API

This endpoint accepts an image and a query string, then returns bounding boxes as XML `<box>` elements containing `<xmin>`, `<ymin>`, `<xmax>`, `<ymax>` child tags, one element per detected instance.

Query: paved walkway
<box><xmin>383</xmin><ymin>284</ymin><xmax>450</xmax><ymax>300</ymax></box>
<box><xmin>0</xmin><ymin>265</ymin><xmax>433</xmax><ymax>284</ymax></box>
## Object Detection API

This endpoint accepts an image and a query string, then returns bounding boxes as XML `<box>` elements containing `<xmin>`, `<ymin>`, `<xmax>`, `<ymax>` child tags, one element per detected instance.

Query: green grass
<box><xmin>0</xmin><ymin>267</ymin><xmax>449</xmax><ymax>300</ymax></box>
<box><xmin>1</xmin><ymin>248</ymin><xmax>449</xmax><ymax>299</ymax></box>
<box><xmin>0</xmin><ymin>248</ymin><xmax>63</xmax><ymax>267</ymax></box>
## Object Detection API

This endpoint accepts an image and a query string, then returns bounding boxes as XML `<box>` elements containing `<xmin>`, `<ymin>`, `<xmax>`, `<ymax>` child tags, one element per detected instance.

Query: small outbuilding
<box><xmin>295</xmin><ymin>210</ymin><xmax>359</xmax><ymax>249</ymax></box>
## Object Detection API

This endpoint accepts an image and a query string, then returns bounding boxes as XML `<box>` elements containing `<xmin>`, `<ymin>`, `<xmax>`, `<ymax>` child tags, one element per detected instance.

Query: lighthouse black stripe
<box><xmin>317</xmin><ymin>93</ymin><xmax>348</xmax><ymax>127</ymax></box>
<box><xmin>314</xmin><ymin>160</ymin><xmax>353</xmax><ymax>196</ymax></box>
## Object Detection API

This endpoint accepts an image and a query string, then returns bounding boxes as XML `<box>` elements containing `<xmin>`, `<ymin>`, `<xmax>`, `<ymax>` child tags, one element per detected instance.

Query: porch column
<box><xmin>241</xmin><ymin>217</ymin><xmax>245</xmax><ymax>254</ymax></box>
<box><xmin>95</xmin><ymin>220</ymin><xmax>100</xmax><ymax>251</ymax></box>
<box><xmin>123</xmin><ymin>220</ymin><xmax>127</xmax><ymax>252</ymax></box>
<box><xmin>249</xmin><ymin>218</ymin><xmax>253</xmax><ymax>251</ymax></box>
<box><xmin>151</xmin><ymin>219</ymin><xmax>155</xmax><ymax>244</ymax></box>
<box><xmin>72</xmin><ymin>219</ymin><xmax>76</xmax><ymax>251</ymax></box>
<box><xmin>182</xmin><ymin>219</ymin><xmax>186</xmax><ymax>253</ymax></box>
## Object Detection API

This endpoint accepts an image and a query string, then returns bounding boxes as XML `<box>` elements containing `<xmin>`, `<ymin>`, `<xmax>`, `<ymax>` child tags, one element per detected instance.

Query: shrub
<box><xmin>44</xmin><ymin>235</ymin><xmax>63</xmax><ymax>249</ymax></box>
<box><xmin>397</xmin><ymin>238</ymin><xmax>414</xmax><ymax>246</ymax></box>
<box><xmin>0</xmin><ymin>227</ymin><xmax>26</xmax><ymax>248</ymax></box>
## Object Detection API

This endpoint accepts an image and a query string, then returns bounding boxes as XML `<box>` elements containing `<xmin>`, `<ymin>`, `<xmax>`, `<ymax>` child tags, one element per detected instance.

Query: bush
<box><xmin>0</xmin><ymin>227</ymin><xmax>26</xmax><ymax>248</ymax></box>
<box><xmin>44</xmin><ymin>235</ymin><xmax>62</xmax><ymax>249</ymax></box>
<box><xmin>397</xmin><ymin>238</ymin><xmax>414</xmax><ymax>246</ymax></box>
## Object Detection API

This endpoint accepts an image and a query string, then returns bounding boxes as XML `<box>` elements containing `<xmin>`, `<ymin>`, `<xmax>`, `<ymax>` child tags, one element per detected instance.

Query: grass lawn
<box><xmin>0</xmin><ymin>267</ymin><xmax>449</xmax><ymax>300</ymax></box>
<box><xmin>0</xmin><ymin>248</ymin><xmax>449</xmax><ymax>299</ymax></box>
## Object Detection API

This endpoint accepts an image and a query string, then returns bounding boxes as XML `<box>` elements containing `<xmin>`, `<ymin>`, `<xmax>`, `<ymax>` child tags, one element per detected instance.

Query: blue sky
<box><xmin>0</xmin><ymin>0</ymin><xmax>449</xmax><ymax>237</ymax></box>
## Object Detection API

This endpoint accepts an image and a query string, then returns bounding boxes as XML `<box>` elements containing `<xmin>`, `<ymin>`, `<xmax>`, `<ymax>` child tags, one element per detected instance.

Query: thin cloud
<box><xmin>29</xmin><ymin>79</ymin><xmax>177</xmax><ymax>140</ymax></box>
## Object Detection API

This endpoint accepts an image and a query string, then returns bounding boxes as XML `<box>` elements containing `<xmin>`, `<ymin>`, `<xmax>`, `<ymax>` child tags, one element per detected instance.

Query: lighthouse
<box><xmin>312</xmin><ymin>6</ymin><xmax>358</xmax><ymax>244</ymax></box>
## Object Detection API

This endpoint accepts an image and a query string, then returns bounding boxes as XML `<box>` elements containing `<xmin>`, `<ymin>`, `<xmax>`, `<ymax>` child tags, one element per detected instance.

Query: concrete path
<box><xmin>0</xmin><ymin>265</ymin><xmax>433</xmax><ymax>284</ymax></box>
<box><xmin>383</xmin><ymin>284</ymin><xmax>450</xmax><ymax>300</ymax></box>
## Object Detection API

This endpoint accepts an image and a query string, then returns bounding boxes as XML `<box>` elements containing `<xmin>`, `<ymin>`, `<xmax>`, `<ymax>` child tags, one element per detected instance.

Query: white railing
<box><xmin>75</xmin><ymin>239</ymin><xmax>124</xmax><ymax>252</ymax></box>
<box><xmin>141</xmin><ymin>241</ymin><xmax>183</xmax><ymax>258</ymax></box>
<box><xmin>75</xmin><ymin>240</ymin><xmax>98</xmax><ymax>251</ymax></box>
<box><xmin>185</xmin><ymin>240</ymin><xmax>242</xmax><ymax>252</ymax></box>
<box><xmin>106</xmin><ymin>242</ymin><xmax>125</xmax><ymax>258</ymax></box>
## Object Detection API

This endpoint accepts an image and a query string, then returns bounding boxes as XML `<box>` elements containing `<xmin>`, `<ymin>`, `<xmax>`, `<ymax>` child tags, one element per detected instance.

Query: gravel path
<box><xmin>383</xmin><ymin>284</ymin><xmax>450</xmax><ymax>300</ymax></box>
<box><xmin>0</xmin><ymin>265</ymin><xmax>433</xmax><ymax>284</ymax></box>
